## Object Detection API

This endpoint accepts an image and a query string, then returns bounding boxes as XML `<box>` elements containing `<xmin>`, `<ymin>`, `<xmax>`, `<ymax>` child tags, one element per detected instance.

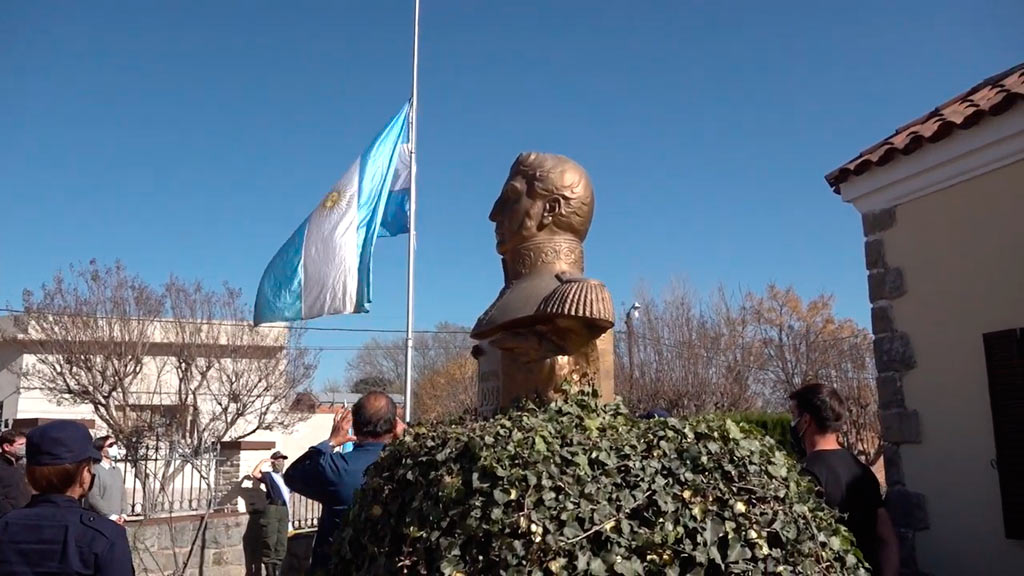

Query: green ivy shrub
<box><xmin>334</xmin><ymin>393</ymin><xmax>868</xmax><ymax>575</ymax></box>
<box><xmin>724</xmin><ymin>413</ymin><xmax>795</xmax><ymax>457</ymax></box>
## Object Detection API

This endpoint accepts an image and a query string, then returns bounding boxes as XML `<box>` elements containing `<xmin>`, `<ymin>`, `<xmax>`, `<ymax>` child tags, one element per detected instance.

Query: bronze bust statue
<box><xmin>471</xmin><ymin>152</ymin><xmax>615</xmax><ymax>415</ymax></box>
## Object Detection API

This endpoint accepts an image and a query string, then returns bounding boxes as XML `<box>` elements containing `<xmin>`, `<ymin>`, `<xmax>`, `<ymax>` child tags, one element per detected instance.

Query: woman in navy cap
<box><xmin>0</xmin><ymin>420</ymin><xmax>134</xmax><ymax>576</ymax></box>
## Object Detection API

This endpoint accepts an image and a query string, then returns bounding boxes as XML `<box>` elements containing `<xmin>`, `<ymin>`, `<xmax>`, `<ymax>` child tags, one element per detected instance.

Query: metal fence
<box><xmin>124</xmin><ymin>456</ymin><xmax>221</xmax><ymax>517</ymax></box>
<box><xmin>118</xmin><ymin>456</ymin><xmax>322</xmax><ymax>529</ymax></box>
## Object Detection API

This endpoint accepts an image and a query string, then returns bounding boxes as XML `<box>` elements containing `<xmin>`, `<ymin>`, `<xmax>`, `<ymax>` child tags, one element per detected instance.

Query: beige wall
<box><xmin>235</xmin><ymin>413</ymin><xmax>333</xmax><ymax>511</ymax></box>
<box><xmin>884</xmin><ymin>159</ymin><xmax>1024</xmax><ymax>574</ymax></box>
<box><xmin>0</xmin><ymin>345</ymin><xmax>23</xmax><ymax>426</ymax></box>
<box><xmin>247</xmin><ymin>412</ymin><xmax>335</xmax><ymax>463</ymax></box>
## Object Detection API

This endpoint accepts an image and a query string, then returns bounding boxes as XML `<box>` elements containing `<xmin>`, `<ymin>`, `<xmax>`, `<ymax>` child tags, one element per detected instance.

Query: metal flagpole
<box><xmin>402</xmin><ymin>0</ymin><xmax>420</xmax><ymax>423</ymax></box>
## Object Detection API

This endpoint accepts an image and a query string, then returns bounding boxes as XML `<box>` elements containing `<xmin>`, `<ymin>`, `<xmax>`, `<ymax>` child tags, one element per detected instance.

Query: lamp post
<box><xmin>625</xmin><ymin>302</ymin><xmax>641</xmax><ymax>385</ymax></box>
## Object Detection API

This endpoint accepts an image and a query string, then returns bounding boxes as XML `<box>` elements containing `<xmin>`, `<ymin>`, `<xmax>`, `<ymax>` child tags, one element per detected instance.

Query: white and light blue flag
<box><xmin>254</xmin><ymin>101</ymin><xmax>412</xmax><ymax>325</ymax></box>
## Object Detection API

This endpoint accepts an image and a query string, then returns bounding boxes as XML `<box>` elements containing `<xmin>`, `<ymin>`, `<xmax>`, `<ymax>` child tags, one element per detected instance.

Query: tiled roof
<box><xmin>826</xmin><ymin>62</ymin><xmax>1024</xmax><ymax>192</ymax></box>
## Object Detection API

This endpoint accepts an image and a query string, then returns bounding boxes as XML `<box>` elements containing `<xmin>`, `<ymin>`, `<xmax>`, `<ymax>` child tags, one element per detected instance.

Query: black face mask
<box><xmin>790</xmin><ymin>418</ymin><xmax>807</xmax><ymax>460</ymax></box>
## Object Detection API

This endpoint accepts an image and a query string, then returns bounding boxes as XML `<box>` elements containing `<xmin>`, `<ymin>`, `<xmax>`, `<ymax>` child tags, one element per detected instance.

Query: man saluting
<box><xmin>284</xmin><ymin>391</ymin><xmax>405</xmax><ymax>576</ymax></box>
<box><xmin>252</xmin><ymin>451</ymin><xmax>291</xmax><ymax>576</ymax></box>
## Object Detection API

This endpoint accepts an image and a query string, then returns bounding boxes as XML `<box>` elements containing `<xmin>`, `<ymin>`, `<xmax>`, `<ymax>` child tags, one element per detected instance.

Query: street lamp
<box><xmin>625</xmin><ymin>303</ymin><xmax>641</xmax><ymax>383</ymax></box>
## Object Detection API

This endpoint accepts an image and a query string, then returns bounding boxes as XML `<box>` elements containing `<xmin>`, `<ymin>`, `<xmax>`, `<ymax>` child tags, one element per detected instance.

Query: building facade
<box><xmin>826</xmin><ymin>63</ymin><xmax>1024</xmax><ymax>574</ymax></box>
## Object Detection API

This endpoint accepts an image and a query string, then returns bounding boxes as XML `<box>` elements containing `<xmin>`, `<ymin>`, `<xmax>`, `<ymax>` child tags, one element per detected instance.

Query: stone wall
<box><xmin>127</xmin><ymin>512</ymin><xmax>259</xmax><ymax>576</ymax></box>
<box><xmin>127</xmin><ymin>512</ymin><xmax>314</xmax><ymax>576</ymax></box>
<box><xmin>861</xmin><ymin>208</ymin><xmax>930</xmax><ymax>575</ymax></box>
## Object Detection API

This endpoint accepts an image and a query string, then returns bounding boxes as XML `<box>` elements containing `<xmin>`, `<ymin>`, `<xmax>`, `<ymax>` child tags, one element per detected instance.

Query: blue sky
<box><xmin>2</xmin><ymin>1</ymin><xmax>1021</xmax><ymax>385</ymax></box>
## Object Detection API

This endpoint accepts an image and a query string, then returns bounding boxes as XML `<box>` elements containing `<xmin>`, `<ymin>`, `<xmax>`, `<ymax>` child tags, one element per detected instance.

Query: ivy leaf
<box><xmin>562</xmin><ymin>521</ymin><xmax>584</xmax><ymax>540</ymax></box>
<box><xmin>612</xmin><ymin>558</ymin><xmax>635</xmax><ymax>576</ymax></box>
<box><xmin>332</xmin><ymin>390</ymin><xmax>870</xmax><ymax>575</ymax></box>
<box><xmin>726</xmin><ymin>535</ymin><xmax>751</xmax><ymax>562</ymax></box>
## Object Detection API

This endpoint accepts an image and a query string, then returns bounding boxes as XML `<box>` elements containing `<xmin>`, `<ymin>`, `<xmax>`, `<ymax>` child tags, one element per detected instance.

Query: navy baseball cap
<box><xmin>26</xmin><ymin>420</ymin><xmax>103</xmax><ymax>466</ymax></box>
<box><xmin>639</xmin><ymin>409</ymin><xmax>671</xmax><ymax>420</ymax></box>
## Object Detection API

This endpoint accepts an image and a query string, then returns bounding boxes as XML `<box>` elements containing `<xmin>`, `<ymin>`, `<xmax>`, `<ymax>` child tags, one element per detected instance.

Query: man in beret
<box><xmin>0</xmin><ymin>420</ymin><xmax>135</xmax><ymax>576</ymax></box>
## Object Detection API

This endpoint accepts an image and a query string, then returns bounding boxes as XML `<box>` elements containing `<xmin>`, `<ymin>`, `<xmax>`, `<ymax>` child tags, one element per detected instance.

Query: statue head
<box><xmin>488</xmin><ymin>152</ymin><xmax>594</xmax><ymax>256</ymax></box>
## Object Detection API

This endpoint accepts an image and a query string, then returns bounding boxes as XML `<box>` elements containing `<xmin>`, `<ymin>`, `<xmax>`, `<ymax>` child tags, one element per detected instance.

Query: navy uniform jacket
<box><xmin>0</xmin><ymin>494</ymin><xmax>135</xmax><ymax>576</ymax></box>
<box><xmin>0</xmin><ymin>457</ymin><xmax>30</xmax><ymax>515</ymax></box>
<box><xmin>284</xmin><ymin>441</ymin><xmax>385</xmax><ymax>574</ymax></box>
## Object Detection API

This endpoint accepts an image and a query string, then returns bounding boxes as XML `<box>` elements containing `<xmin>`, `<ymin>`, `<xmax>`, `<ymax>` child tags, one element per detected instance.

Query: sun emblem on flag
<box><xmin>320</xmin><ymin>185</ymin><xmax>355</xmax><ymax>214</ymax></box>
<box><xmin>322</xmin><ymin>191</ymin><xmax>341</xmax><ymax>209</ymax></box>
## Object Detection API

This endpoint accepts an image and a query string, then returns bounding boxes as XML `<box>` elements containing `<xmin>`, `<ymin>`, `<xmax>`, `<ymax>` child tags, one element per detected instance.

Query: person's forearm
<box><xmin>878</xmin><ymin>538</ymin><xmax>899</xmax><ymax>576</ymax></box>
<box><xmin>876</xmin><ymin>509</ymin><xmax>900</xmax><ymax>576</ymax></box>
<box><xmin>311</xmin><ymin>442</ymin><xmax>346</xmax><ymax>506</ymax></box>
<box><xmin>251</xmin><ymin>460</ymin><xmax>267</xmax><ymax>479</ymax></box>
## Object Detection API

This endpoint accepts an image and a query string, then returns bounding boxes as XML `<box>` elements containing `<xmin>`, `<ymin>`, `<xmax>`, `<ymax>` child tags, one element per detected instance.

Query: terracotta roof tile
<box><xmin>825</xmin><ymin>62</ymin><xmax>1024</xmax><ymax>192</ymax></box>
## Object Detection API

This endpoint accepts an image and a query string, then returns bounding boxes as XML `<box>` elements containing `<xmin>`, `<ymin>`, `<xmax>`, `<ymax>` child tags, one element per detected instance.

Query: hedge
<box><xmin>334</xmin><ymin>392</ymin><xmax>867</xmax><ymax>575</ymax></box>
<box><xmin>724</xmin><ymin>412</ymin><xmax>795</xmax><ymax>456</ymax></box>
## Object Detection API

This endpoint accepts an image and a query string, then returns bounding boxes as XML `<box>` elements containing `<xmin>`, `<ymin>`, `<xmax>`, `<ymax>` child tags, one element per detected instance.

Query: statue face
<box><xmin>488</xmin><ymin>174</ymin><xmax>549</xmax><ymax>255</ymax></box>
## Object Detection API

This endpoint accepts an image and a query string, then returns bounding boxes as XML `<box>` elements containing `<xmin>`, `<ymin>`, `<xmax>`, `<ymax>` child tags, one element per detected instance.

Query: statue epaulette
<box><xmin>536</xmin><ymin>273</ymin><xmax>615</xmax><ymax>327</ymax></box>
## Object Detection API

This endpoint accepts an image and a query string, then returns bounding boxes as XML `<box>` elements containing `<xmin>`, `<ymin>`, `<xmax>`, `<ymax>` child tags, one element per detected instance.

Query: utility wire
<box><xmin>0</xmin><ymin>307</ymin><xmax>471</xmax><ymax>335</ymax></box>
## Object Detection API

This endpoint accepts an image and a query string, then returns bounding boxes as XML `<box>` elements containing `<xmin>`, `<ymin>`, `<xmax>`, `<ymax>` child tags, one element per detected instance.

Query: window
<box><xmin>982</xmin><ymin>328</ymin><xmax>1024</xmax><ymax>539</ymax></box>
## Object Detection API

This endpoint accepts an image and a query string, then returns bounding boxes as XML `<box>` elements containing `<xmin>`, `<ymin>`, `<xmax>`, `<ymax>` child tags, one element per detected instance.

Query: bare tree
<box><xmin>6</xmin><ymin>261</ymin><xmax>318</xmax><ymax>486</ymax></box>
<box><xmin>8</xmin><ymin>260</ymin><xmax>167</xmax><ymax>451</ymax></box>
<box><xmin>744</xmin><ymin>284</ymin><xmax>881</xmax><ymax>465</ymax></box>
<box><xmin>5</xmin><ymin>260</ymin><xmax>320</xmax><ymax>575</ymax></box>
<box><xmin>344</xmin><ymin>322</ymin><xmax>475</xmax><ymax>421</ymax></box>
<box><xmin>616</xmin><ymin>282</ymin><xmax>762</xmax><ymax>416</ymax></box>
<box><xmin>319</xmin><ymin>377</ymin><xmax>346</xmax><ymax>394</ymax></box>
<box><xmin>345</xmin><ymin>338</ymin><xmax>405</xmax><ymax>390</ymax></box>
<box><xmin>350</xmin><ymin>375</ymin><xmax>400</xmax><ymax>395</ymax></box>
<box><xmin>160</xmin><ymin>275</ymin><xmax>317</xmax><ymax>455</ymax></box>
<box><xmin>412</xmin><ymin>323</ymin><xmax>476</xmax><ymax>422</ymax></box>
<box><xmin>617</xmin><ymin>281</ymin><xmax>881</xmax><ymax>467</ymax></box>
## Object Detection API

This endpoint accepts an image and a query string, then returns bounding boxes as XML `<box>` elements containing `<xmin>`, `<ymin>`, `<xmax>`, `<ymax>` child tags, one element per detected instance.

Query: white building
<box><xmin>1</xmin><ymin>313</ymin><xmax>403</xmax><ymax>527</ymax></box>
<box><xmin>0</xmin><ymin>314</ymin><xmax>289</xmax><ymax>434</ymax></box>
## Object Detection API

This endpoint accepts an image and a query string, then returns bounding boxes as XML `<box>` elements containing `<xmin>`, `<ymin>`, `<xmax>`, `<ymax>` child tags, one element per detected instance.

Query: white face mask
<box><xmin>106</xmin><ymin>445</ymin><xmax>122</xmax><ymax>460</ymax></box>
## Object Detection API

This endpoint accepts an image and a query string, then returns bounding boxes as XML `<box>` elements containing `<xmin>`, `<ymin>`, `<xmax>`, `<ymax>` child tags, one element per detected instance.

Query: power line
<box><xmin>617</xmin><ymin>328</ymin><xmax>869</xmax><ymax>352</ymax></box>
<box><xmin>625</xmin><ymin>333</ymin><xmax>877</xmax><ymax>380</ymax></box>
<box><xmin>2</xmin><ymin>308</ymin><xmax>869</xmax><ymax>359</ymax></box>
<box><xmin>0</xmin><ymin>307</ymin><xmax>471</xmax><ymax>335</ymax></box>
<box><xmin>293</xmin><ymin>345</ymin><xmax>460</xmax><ymax>352</ymax></box>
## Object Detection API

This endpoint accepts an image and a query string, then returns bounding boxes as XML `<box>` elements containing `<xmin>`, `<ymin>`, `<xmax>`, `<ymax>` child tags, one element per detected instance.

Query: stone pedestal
<box><xmin>474</xmin><ymin>331</ymin><xmax>614</xmax><ymax>417</ymax></box>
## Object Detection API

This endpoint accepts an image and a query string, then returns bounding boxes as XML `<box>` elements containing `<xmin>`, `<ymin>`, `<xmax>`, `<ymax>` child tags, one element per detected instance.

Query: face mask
<box><xmin>12</xmin><ymin>446</ymin><xmax>26</xmax><ymax>462</ymax></box>
<box><xmin>106</xmin><ymin>446</ymin><xmax>122</xmax><ymax>460</ymax></box>
<box><xmin>790</xmin><ymin>416</ymin><xmax>810</xmax><ymax>459</ymax></box>
<box><xmin>271</xmin><ymin>461</ymin><xmax>284</xmax><ymax>474</ymax></box>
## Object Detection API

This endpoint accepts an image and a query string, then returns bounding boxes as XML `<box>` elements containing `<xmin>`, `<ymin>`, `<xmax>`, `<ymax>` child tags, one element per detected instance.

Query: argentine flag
<box><xmin>254</xmin><ymin>101</ymin><xmax>412</xmax><ymax>325</ymax></box>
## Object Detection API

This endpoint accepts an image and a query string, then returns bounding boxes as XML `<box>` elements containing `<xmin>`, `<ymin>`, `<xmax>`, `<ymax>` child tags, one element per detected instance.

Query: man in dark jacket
<box><xmin>0</xmin><ymin>429</ymin><xmax>30</xmax><ymax>516</ymax></box>
<box><xmin>284</xmin><ymin>391</ymin><xmax>405</xmax><ymax>576</ymax></box>
<box><xmin>789</xmin><ymin>383</ymin><xmax>899</xmax><ymax>576</ymax></box>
